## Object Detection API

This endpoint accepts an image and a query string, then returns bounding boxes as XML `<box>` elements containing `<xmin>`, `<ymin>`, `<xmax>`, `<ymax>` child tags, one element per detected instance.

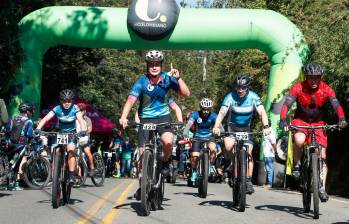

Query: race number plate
<box><xmin>143</xmin><ymin>123</ymin><xmax>156</xmax><ymax>130</ymax></box>
<box><xmin>235</xmin><ymin>132</ymin><xmax>249</xmax><ymax>141</ymax></box>
<box><xmin>57</xmin><ymin>133</ymin><xmax>69</xmax><ymax>145</ymax></box>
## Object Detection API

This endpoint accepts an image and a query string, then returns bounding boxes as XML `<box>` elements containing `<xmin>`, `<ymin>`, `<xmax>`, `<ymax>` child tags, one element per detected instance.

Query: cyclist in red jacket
<box><xmin>279</xmin><ymin>63</ymin><xmax>347</xmax><ymax>202</ymax></box>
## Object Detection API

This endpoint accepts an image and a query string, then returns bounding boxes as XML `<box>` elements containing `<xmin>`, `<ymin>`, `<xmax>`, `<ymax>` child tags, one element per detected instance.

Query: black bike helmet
<box><xmin>59</xmin><ymin>89</ymin><xmax>75</xmax><ymax>101</ymax></box>
<box><xmin>235</xmin><ymin>74</ymin><xmax>251</xmax><ymax>88</ymax></box>
<box><xmin>145</xmin><ymin>50</ymin><xmax>164</xmax><ymax>62</ymax></box>
<box><xmin>18</xmin><ymin>102</ymin><xmax>34</xmax><ymax>113</ymax></box>
<box><xmin>303</xmin><ymin>63</ymin><xmax>324</xmax><ymax>76</ymax></box>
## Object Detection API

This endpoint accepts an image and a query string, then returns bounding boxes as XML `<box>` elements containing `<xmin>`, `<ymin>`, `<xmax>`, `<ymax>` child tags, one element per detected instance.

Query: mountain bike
<box><xmin>190</xmin><ymin>138</ymin><xmax>211</xmax><ymax>198</ymax></box>
<box><xmin>129</xmin><ymin>121</ymin><xmax>183</xmax><ymax>216</ymax></box>
<box><xmin>218</xmin><ymin>131</ymin><xmax>263</xmax><ymax>212</ymax></box>
<box><xmin>40</xmin><ymin>131</ymin><xmax>84</xmax><ymax>208</ymax></box>
<box><xmin>22</xmin><ymin>136</ymin><xmax>51</xmax><ymax>190</ymax></box>
<box><xmin>0</xmin><ymin>131</ymin><xmax>51</xmax><ymax>190</ymax></box>
<box><xmin>289</xmin><ymin>124</ymin><xmax>339</xmax><ymax>219</ymax></box>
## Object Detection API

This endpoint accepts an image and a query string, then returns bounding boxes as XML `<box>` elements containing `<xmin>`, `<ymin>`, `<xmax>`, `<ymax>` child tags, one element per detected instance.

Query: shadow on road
<box><xmin>255</xmin><ymin>204</ymin><xmax>314</xmax><ymax>219</ymax></box>
<box><xmin>0</xmin><ymin>192</ymin><xmax>12</xmax><ymax>198</ymax></box>
<box><xmin>173</xmin><ymin>191</ymin><xmax>214</xmax><ymax>198</ymax></box>
<box><xmin>199</xmin><ymin>200</ymin><xmax>247</xmax><ymax>211</ymax></box>
<box><xmin>332</xmin><ymin>221</ymin><xmax>349</xmax><ymax>224</ymax></box>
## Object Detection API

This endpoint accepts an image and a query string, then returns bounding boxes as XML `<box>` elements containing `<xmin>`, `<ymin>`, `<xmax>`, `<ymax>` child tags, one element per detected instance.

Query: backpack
<box><xmin>9</xmin><ymin>115</ymin><xmax>30</xmax><ymax>143</ymax></box>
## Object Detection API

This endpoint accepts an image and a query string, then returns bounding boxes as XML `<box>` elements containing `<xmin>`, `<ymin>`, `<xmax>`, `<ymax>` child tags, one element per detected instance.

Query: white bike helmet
<box><xmin>145</xmin><ymin>50</ymin><xmax>164</xmax><ymax>62</ymax></box>
<box><xmin>200</xmin><ymin>98</ymin><xmax>213</xmax><ymax>108</ymax></box>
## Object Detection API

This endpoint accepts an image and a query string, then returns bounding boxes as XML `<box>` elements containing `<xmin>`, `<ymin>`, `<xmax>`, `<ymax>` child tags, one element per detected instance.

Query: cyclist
<box><xmin>109</xmin><ymin>129</ymin><xmax>122</xmax><ymax>178</ymax></box>
<box><xmin>183</xmin><ymin>98</ymin><xmax>218</xmax><ymax>184</ymax></box>
<box><xmin>6</xmin><ymin>102</ymin><xmax>35</xmax><ymax>190</ymax></box>
<box><xmin>213</xmin><ymin>74</ymin><xmax>271</xmax><ymax>194</ymax></box>
<box><xmin>76</xmin><ymin>102</ymin><xmax>95</xmax><ymax>176</ymax></box>
<box><xmin>279</xmin><ymin>63</ymin><xmax>347</xmax><ymax>202</ymax></box>
<box><xmin>36</xmin><ymin>89</ymin><xmax>87</xmax><ymax>183</ymax></box>
<box><xmin>119</xmin><ymin>50</ymin><xmax>190</xmax><ymax>200</ymax></box>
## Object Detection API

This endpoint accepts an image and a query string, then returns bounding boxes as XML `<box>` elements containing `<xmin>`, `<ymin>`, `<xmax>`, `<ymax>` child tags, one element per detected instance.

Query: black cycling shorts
<box><xmin>191</xmin><ymin>138</ymin><xmax>215</xmax><ymax>153</ymax></box>
<box><xmin>137</xmin><ymin>115</ymin><xmax>172</xmax><ymax>147</ymax></box>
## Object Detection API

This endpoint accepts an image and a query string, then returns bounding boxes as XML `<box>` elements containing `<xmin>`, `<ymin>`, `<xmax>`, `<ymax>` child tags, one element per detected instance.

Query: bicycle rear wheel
<box><xmin>199</xmin><ymin>151</ymin><xmax>209</xmax><ymax>198</ymax></box>
<box><xmin>141</xmin><ymin>149</ymin><xmax>153</xmax><ymax>216</ymax></box>
<box><xmin>237</xmin><ymin>150</ymin><xmax>247</xmax><ymax>212</ymax></box>
<box><xmin>91</xmin><ymin>153</ymin><xmax>105</xmax><ymax>186</ymax></box>
<box><xmin>52</xmin><ymin>150</ymin><xmax>63</xmax><ymax>209</ymax></box>
<box><xmin>75</xmin><ymin>159</ymin><xmax>87</xmax><ymax>187</ymax></box>
<box><xmin>311</xmin><ymin>153</ymin><xmax>320</xmax><ymax>219</ymax></box>
<box><xmin>152</xmin><ymin>162</ymin><xmax>164</xmax><ymax>210</ymax></box>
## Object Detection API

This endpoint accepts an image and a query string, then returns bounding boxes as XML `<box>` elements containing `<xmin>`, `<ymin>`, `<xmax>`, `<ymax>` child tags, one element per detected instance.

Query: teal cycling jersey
<box><xmin>221</xmin><ymin>90</ymin><xmax>263</xmax><ymax>127</ymax></box>
<box><xmin>189</xmin><ymin>111</ymin><xmax>217</xmax><ymax>138</ymax></box>
<box><xmin>129</xmin><ymin>72</ymin><xmax>179</xmax><ymax>118</ymax></box>
<box><xmin>48</xmin><ymin>104</ymin><xmax>81</xmax><ymax>132</ymax></box>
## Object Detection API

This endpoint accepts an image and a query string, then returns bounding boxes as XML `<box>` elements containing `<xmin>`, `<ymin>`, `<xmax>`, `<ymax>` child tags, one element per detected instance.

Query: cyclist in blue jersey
<box><xmin>37</xmin><ymin>89</ymin><xmax>87</xmax><ymax>182</ymax></box>
<box><xmin>213</xmin><ymin>74</ymin><xmax>271</xmax><ymax>194</ymax></box>
<box><xmin>119</xmin><ymin>50</ymin><xmax>190</xmax><ymax>200</ymax></box>
<box><xmin>183</xmin><ymin>98</ymin><xmax>218</xmax><ymax>183</ymax></box>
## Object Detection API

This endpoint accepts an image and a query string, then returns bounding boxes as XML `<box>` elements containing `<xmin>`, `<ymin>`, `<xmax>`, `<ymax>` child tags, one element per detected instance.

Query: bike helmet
<box><xmin>235</xmin><ymin>74</ymin><xmax>251</xmax><ymax>88</ymax></box>
<box><xmin>59</xmin><ymin>89</ymin><xmax>75</xmax><ymax>101</ymax></box>
<box><xmin>303</xmin><ymin>63</ymin><xmax>324</xmax><ymax>76</ymax></box>
<box><xmin>18</xmin><ymin>102</ymin><xmax>34</xmax><ymax>113</ymax></box>
<box><xmin>145</xmin><ymin>50</ymin><xmax>164</xmax><ymax>62</ymax></box>
<box><xmin>200</xmin><ymin>98</ymin><xmax>213</xmax><ymax>108</ymax></box>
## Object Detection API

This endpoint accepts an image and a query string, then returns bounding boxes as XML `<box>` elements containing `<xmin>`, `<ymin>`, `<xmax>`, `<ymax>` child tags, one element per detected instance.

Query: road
<box><xmin>1</xmin><ymin>178</ymin><xmax>349</xmax><ymax>224</ymax></box>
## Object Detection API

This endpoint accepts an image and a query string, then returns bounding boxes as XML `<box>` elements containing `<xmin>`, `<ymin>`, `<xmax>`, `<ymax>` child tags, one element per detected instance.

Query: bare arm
<box><xmin>76</xmin><ymin>112</ymin><xmax>87</xmax><ymax>131</ymax></box>
<box><xmin>177</xmin><ymin>78</ymin><xmax>190</xmax><ymax>97</ymax></box>
<box><xmin>256</xmin><ymin>105</ymin><xmax>269</xmax><ymax>127</ymax></box>
<box><xmin>36</xmin><ymin>112</ymin><xmax>55</xmax><ymax>130</ymax></box>
<box><xmin>169</xmin><ymin>67</ymin><xmax>190</xmax><ymax>97</ymax></box>
<box><xmin>213</xmin><ymin>107</ymin><xmax>228</xmax><ymax>128</ymax></box>
<box><xmin>171</xmin><ymin>103</ymin><xmax>183</xmax><ymax>122</ymax></box>
<box><xmin>256</xmin><ymin>105</ymin><xmax>271</xmax><ymax>135</ymax></box>
<box><xmin>134</xmin><ymin>110</ymin><xmax>140</xmax><ymax>123</ymax></box>
<box><xmin>119</xmin><ymin>98</ymin><xmax>136</xmax><ymax>128</ymax></box>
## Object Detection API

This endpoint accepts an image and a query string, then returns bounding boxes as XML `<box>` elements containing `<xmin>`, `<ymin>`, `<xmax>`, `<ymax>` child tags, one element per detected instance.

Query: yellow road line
<box><xmin>101</xmin><ymin>181</ymin><xmax>136</xmax><ymax>224</ymax></box>
<box><xmin>76</xmin><ymin>181</ymin><xmax>127</xmax><ymax>224</ymax></box>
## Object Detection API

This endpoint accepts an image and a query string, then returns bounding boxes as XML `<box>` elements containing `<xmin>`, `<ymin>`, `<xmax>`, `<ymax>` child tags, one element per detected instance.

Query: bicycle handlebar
<box><xmin>215</xmin><ymin>131</ymin><xmax>264</xmax><ymax>138</ymax></box>
<box><xmin>289</xmin><ymin>124</ymin><xmax>340</xmax><ymax>131</ymax></box>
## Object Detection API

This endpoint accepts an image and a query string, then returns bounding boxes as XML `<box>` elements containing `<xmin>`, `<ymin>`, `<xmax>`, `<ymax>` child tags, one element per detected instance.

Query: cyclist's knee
<box><xmin>294</xmin><ymin>133</ymin><xmax>306</xmax><ymax>146</ymax></box>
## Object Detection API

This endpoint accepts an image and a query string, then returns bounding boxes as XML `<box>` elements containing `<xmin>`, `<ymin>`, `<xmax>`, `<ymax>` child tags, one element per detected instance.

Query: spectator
<box><xmin>263</xmin><ymin>120</ymin><xmax>277</xmax><ymax>188</ymax></box>
<box><xmin>109</xmin><ymin>129</ymin><xmax>122</xmax><ymax>178</ymax></box>
<box><xmin>121</xmin><ymin>137</ymin><xmax>133</xmax><ymax>177</ymax></box>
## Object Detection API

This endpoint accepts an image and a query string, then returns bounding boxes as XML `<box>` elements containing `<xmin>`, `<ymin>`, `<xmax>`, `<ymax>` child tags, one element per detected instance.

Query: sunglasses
<box><xmin>236</xmin><ymin>86</ymin><xmax>248</xmax><ymax>91</ymax></box>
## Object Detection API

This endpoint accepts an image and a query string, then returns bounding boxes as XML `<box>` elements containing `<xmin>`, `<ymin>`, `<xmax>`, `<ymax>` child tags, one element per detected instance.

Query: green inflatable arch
<box><xmin>10</xmin><ymin>6</ymin><xmax>308</xmax><ymax>133</ymax></box>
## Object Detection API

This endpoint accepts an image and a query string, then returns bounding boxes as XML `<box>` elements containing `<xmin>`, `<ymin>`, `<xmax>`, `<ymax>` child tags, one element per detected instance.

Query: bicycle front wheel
<box><xmin>311</xmin><ymin>153</ymin><xmax>320</xmax><ymax>219</ymax></box>
<box><xmin>199</xmin><ymin>151</ymin><xmax>209</xmax><ymax>198</ymax></box>
<box><xmin>301</xmin><ymin>154</ymin><xmax>311</xmax><ymax>213</ymax></box>
<box><xmin>141</xmin><ymin>150</ymin><xmax>154</xmax><ymax>216</ymax></box>
<box><xmin>23</xmin><ymin>156</ymin><xmax>51</xmax><ymax>190</ymax></box>
<box><xmin>52</xmin><ymin>150</ymin><xmax>63</xmax><ymax>209</ymax></box>
<box><xmin>237</xmin><ymin>150</ymin><xmax>247</xmax><ymax>212</ymax></box>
